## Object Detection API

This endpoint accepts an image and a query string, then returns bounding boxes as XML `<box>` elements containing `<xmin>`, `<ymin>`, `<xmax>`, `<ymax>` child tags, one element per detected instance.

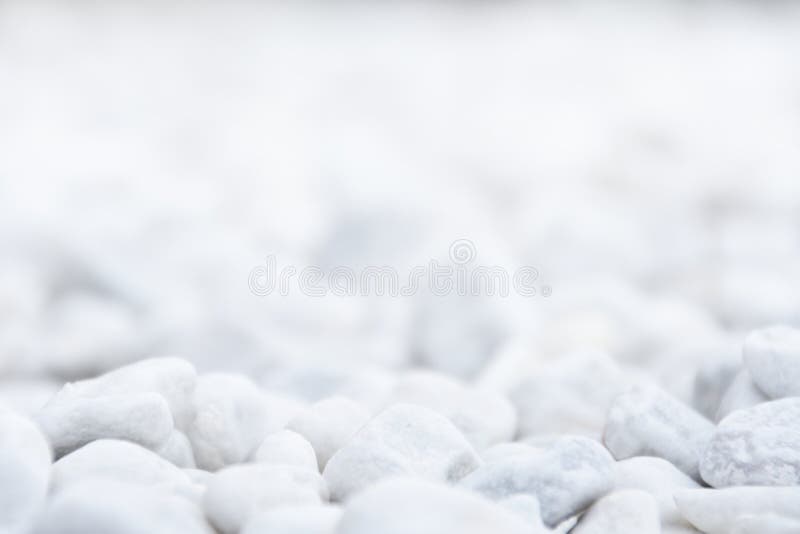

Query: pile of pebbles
<box><xmin>0</xmin><ymin>326</ymin><xmax>798</xmax><ymax>533</ymax></box>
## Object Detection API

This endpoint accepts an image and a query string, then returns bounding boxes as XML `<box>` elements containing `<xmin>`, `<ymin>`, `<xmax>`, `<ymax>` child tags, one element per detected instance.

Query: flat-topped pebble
<box><xmin>241</xmin><ymin>505</ymin><xmax>342</xmax><ymax>534</ymax></box>
<box><xmin>336</xmin><ymin>478</ymin><xmax>539</xmax><ymax>534</ymax></box>
<box><xmin>323</xmin><ymin>403</ymin><xmax>481</xmax><ymax>502</ymax></box>
<box><xmin>287</xmin><ymin>397</ymin><xmax>370</xmax><ymax>470</ymax></box>
<box><xmin>188</xmin><ymin>373</ymin><xmax>299</xmax><ymax>471</ymax></box>
<box><xmin>203</xmin><ymin>464</ymin><xmax>328</xmax><ymax>534</ymax></box>
<box><xmin>613</xmin><ymin>456</ymin><xmax>698</xmax><ymax>527</ymax></box>
<box><xmin>700</xmin><ymin>397</ymin><xmax>800</xmax><ymax>487</ymax></box>
<box><xmin>252</xmin><ymin>429</ymin><xmax>319</xmax><ymax>472</ymax></box>
<box><xmin>460</xmin><ymin>435</ymin><xmax>614</xmax><ymax>527</ymax></box>
<box><xmin>571</xmin><ymin>490</ymin><xmax>660</xmax><ymax>534</ymax></box>
<box><xmin>32</xmin><ymin>479</ymin><xmax>213</xmax><ymax>534</ymax></box>
<box><xmin>37</xmin><ymin>392</ymin><xmax>174</xmax><ymax>458</ymax></box>
<box><xmin>387</xmin><ymin>370</ymin><xmax>517</xmax><ymax>450</ymax></box>
<box><xmin>675</xmin><ymin>487</ymin><xmax>800</xmax><ymax>534</ymax></box>
<box><xmin>603</xmin><ymin>385</ymin><xmax>714</xmax><ymax>480</ymax></box>
<box><xmin>44</xmin><ymin>357</ymin><xmax>197</xmax><ymax>431</ymax></box>
<box><xmin>0</xmin><ymin>410</ymin><xmax>52</xmax><ymax>530</ymax></box>
<box><xmin>51</xmin><ymin>439</ymin><xmax>193</xmax><ymax>496</ymax></box>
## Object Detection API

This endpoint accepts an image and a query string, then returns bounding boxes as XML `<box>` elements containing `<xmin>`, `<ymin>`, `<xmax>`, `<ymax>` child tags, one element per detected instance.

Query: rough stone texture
<box><xmin>323</xmin><ymin>403</ymin><xmax>481</xmax><ymax>502</ymax></box>
<box><xmin>700</xmin><ymin>397</ymin><xmax>800</xmax><ymax>487</ymax></box>
<box><xmin>460</xmin><ymin>435</ymin><xmax>614</xmax><ymax>527</ymax></box>
<box><xmin>603</xmin><ymin>385</ymin><xmax>714</xmax><ymax>480</ymax></box>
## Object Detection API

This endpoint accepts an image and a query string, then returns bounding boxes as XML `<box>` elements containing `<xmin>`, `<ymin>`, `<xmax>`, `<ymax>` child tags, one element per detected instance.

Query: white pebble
<box><xmin>701</xmin><ymin>397</ymin><xmax>800</xmax><ymax>487</ymax></box>
<box><xmin>387</xmin><ymin>370</ymin><xmax>516</xmax><ymax>450</ymax></box>
<box><xmin>203</xmin><ymin>464</ymin><xmax>328</xmax><ymax>534</ymax></box>
<box><xmin>37</xmin><ymin>392</ymin><xmax>174</xmax><ymax>458</ymax></box>
<box><xmin>0</xmin><ymin>410</ymin><xmax>52</xmax><ymax>530</ymax></box>
<box><xmin>336</xmin><ymin>478</ymin><xmax>539</xmax><ymax>534</ymax></box>
<box><xmin>612</xmin><ymin>456</ymin><xmax>698</xmax><ymax>528</ymax></box>
<box><xmin>51</xmin><ymin>439</ymin><xmax>193</xmax><ymax>496</ymax></box>
<box><xmin>571</xmin><ymin>490</ymin><xmax>660</xmax><ymax>534</ymax></box>
<box><xmin>511</xmin><ymin>352</ymin><xmax>631</xmax><ymax>440</ymax></box>
<box><xmin>241</xmin><ymin>505</ymin><xmax>342</xmax><ymax>534</ymax></box>
<box><xmin>287</xmin><ymin>397</ymin><xmax>370</xmax><ymax>470</ymax></box>
<box><xmin>743</xmin><ymin>325</ymin><xmax>800</xmax><ymax>399</ymax></box>
<box><xmin>323</xmin><ymin>403</ymin><xmax>481</xmax><ymax>501</ymax></box>
<box><xmin>187</xmin><ymin>373</ymin><xmax>296</xmax><ymax>471</ymax></box>
<box><xmin>731</xmin><ymin>514</ymin><xmax>800</xmax><ymax>534</ymax></box>
<box><xmin>252</xmin><ymin>429</ymin><xmax>318</xmax><ymax>471</ymax></box>
<box><xmin>32</xmin><ymin>479</ymin><xmax>213</xmax><ymax>534</ymax></box>
<box><xmin>675</xmin><ymin>487</ymin><xmax>800</xmax><ymax>534</ymax></box>
<box><xmin>460</xmin><ymin>435</ymin><xmax>613</xmax><ymax>527</ymax></box>
<box><xmin>603</xmin><ymin>385</ymin><xmax>713</xmax><ymax>480</ymax></box>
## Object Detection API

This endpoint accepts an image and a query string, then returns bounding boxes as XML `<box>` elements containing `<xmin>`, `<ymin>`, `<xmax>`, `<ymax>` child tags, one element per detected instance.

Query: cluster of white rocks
<box><xmin>0</xmin><ymin>324</ymin><xmax>794</xmax><ymax>533</ymax></box>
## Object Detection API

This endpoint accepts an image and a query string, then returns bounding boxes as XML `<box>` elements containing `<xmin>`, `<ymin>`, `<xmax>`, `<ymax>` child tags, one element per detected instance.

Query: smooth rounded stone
<box><xmin>252</xmin><ymin>429</ymin><xmax>318</xmax><ymax>472</ymax></box>
<box><xmin>45</xmin><ymin>357</ymin><xmax>197</xmax><ymax>431</ymax></box>
<box><xmin>743</xmin><ymin>326</ymin><xmax>800</xmax><ymax>399</ymax></box>
<box><xmin>0</xmin><ymin>410</ymin><xmax>52</xmax><ymax>530</ymax></box>
<box><xmin>386</xmin><ymin>370</ymin><xmax>516</xmax><ymax>450</ymax></box>
<box><xmin>36</xmin><ymin>392</ymin><xmax>174</xmax><ymax>459</ymax></box>
<box><xmin>51</xmin><ymin>439</ymin><xmax>193</xmax><ymax>496</ymax></box>
<box><xmin>510</xmin><ymin>352</ymin><xmax>632</xmax><ymax>440</ymax></box>
<box><xmin>571</xmin><ymin>490</ymin><xmax>660</xmax><ymax>534</ymax></box>
<box><xmin>203</xmin><ymin>464</ymin><xmax>328</xmax><ymax>534</ymax></box>
<box><xmin>184</xmin><ymin>468</ymin><xmax>213</xmax><ymax>486</ymax></box>
<box><xmin>700</xmin><ymin>397</ymin><xmax>800</xmax><ymax>487</ymax></box>
<box><xmin>241</xmin><ymin>505</ymin><xmax>342</xmax><ymax>534</ymax></box>
<box><xmin>674</xmin><ymin>487</ymin><xmax>800</xmax><ymax>534</ymax></box>
<box><xmin>459</xmin><ymin>435</ymin><xmax>614</xmax><ymax>527</ymax></box>
<box><xmin>287</xmin><ymin>397</ymin><xmax>370</xmax><ymax>470</ymax></box>
<box><xmin>157</xmin><ymin>430</ymin><xmax>196</xmax><ymax>468</ymax></box>
<box><xmin>336</xmin><ymin>478</ymin><xmax>539</xmax><ymax>534</ymax></box>
<box><xmin>32</xmin><ymin>479</ymin><xmax>214</xmax><ymax>534</ymax></box>
<box><xmin>613</xmin><ymin>456</ymin><xmax>698</xmax><ymax>527</ymax></box>
<box><xmin>323</xmin><ymin>403</ymin><xmax>481</xmax><ymax>502</ymax></box>
<box><xmin>603</xmin><ymin>385</ymin><xmax>714</xmax><ymax>480</ymax></box>
<box><xmin>188</xmin><ymin>373</ymin><xmax>298</xmax><ymax>471</ymax></box>
<box><xmin>730</xmin><ymin>514</ymin><xmax>800</xmax><ymax>534</ymax></box>
<box><xmin>714</xmin><ymin>369</ymin><xmax>769</xmax><ymax>422</ymax></box>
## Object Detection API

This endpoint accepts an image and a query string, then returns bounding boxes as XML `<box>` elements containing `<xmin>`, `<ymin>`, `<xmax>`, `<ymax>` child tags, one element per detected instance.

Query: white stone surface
<box><xmin>675</xmin><ymin>487</ymin><xmax>800</xmax><ymax>534</ymax></box>
<box><xmin>701</xmin><ymin>397</ymin><xmax>800</xmax><ymax>487</ymax></box>
<box><xmin>241</xmin><ymin>505</ymin><xmax>342</xmax><ymax>534</ymax></box>
<box><xmin>336</xmin><ymin>478</ymin><xmax>540</xmax><ymax>534</ymax></box>
<box><xmin>460</xmin><ymin>435</ymin><xmax>613</xmax><ymax>527</ymax></box>
<box><xmin>203</xmin><ymin>464</ymin><xmax>328</xmax><ymax>534</ymax></box>
<box><xmin>252</xmin><ymin>429</ymin><xmax>319</xmax><ymax>472</ymax></box>
<box><xmin>571</xmin><ymin>490</ymin><xmax>660</xmax><ymax>534</ymax></box>
<box><xmin>603</xmin><ymin>385</ymin><xmax>714</xmax><ymax>480</ymax></box>
<box><xmin>0</xmin><ymin>410</ymin><xmax>52</xmax><ymax>531</ymax></box>
<box><xmin>323</xmin><ymin>403</ymin><xmax>481</xmax><ymax>502</ymax></box>
<box><xmin>714</xmin><ymin>369</ymin><xmax>769</xmax><ymax>422</ymax></box>
<box><xmin>287</xmin><ymin>397</ymin><xmax>370</xmax><ymax>470</ymax></box>
<box><xmin>743</xmin><ymin>325</ymin><xmax>800</xmax><ymax>399</ymax></box>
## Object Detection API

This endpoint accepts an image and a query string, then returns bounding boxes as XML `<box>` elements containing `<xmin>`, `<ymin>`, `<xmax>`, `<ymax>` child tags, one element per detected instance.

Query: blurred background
<box><xmin>1</xmin><ymin>0</ymin><xmax>800</xmax><ymax>408</ymax></box>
